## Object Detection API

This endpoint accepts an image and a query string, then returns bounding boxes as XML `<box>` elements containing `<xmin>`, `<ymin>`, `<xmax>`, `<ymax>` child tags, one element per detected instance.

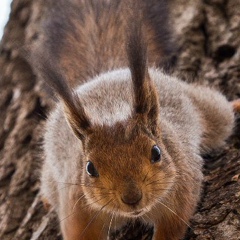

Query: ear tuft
<box><xmin>34</xmin><ymin>53</ymin><xmax>91</xmax><ymax>140</ymax></box>
<box><xmin>126</xmin><ymin>6</ymin><xmax>160</xmax><ymax>136</ymax></box>
<box><xmin>63</xmin><ymin>92</ymin><xmax>92</xmax><ymax>140</ymax></box>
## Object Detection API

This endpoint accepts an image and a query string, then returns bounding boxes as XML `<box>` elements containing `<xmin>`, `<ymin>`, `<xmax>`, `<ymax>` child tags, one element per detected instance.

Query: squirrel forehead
<box><xmin>85</xmin><ymin>122</ymin><xmax>155</xmax><ymax>151</ymax></box>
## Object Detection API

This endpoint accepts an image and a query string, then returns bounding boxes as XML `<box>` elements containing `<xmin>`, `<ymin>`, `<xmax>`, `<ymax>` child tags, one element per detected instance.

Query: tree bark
<box><xmin>0</xmin><ymin>0</ymin><xmax>239</xmax><ymax>239</ymax></box>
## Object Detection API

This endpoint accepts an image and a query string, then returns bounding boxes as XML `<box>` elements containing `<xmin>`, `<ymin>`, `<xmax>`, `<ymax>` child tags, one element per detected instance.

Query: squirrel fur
<box><xmin>35</xmin><ymin>0</ymin><xmax>238</xmax><ymax>239</ymax></box>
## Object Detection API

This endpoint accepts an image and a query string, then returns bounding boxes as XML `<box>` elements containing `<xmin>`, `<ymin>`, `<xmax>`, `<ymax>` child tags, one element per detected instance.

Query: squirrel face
<box><xmin>80</xmin><ymin>121</ymin><xmax>176</xmax><ymax>218</ymax></box>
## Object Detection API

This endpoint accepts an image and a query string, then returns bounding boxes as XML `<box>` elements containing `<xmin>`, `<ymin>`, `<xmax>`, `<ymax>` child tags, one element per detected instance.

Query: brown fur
<box><xmin>39</xmin><ymin>0</ymin><xmax>174</xmax><ymax>87</ymax></box>
<box><xmin>231</xmin><ymin>99</ymin><xmax>240</xmax><ymax>113</ymax></box>
<box><xmin>37</xmin><ymin>1</ymin><xmax>237</xmax><ymax>240</ymax></box>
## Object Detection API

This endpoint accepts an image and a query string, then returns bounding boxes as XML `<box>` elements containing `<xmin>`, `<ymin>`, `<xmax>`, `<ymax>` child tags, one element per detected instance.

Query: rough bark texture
<box><xmin>0</xmin><ymin>0</ymin><xmax>239</xmax><ymax>239</ymax></box>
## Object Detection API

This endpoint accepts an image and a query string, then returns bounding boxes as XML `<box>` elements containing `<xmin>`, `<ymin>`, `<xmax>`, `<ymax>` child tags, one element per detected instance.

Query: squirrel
<box><xmin>34</xmin><ymin>0</ymin><xmax>240</xmax><ymax>239</ymax></box>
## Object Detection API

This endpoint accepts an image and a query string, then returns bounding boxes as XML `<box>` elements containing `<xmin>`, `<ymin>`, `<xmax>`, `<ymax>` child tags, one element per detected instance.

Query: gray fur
<box><xmin>41</xmin><ymin>68</ymin><xmax>234</xmax><ymax>237</ymax></box>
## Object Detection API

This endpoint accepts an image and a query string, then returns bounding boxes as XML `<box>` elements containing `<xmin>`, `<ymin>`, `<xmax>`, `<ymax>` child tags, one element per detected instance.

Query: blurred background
<box><xmin>0</xmin><ymin>0</ymin><xmax>11</xmax><ymax>40</ymax></box>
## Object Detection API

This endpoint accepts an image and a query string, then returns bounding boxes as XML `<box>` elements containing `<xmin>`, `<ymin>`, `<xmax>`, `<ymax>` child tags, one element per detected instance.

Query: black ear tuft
<box><xmin>126</xmin><ymin>5</ymin><xmax>160</xmax><ymax>136</ymax></box>
<box><xmin>126</xmin><ymin>11</ymin><xmax>148</xmax><ymax>107</ymax></box>
<box><xmin>126</xmin><ymin>17</ymin><xmax>149</xmax><ymax>115</ymax></box>
<box><xmin>34</xmin><ymin>53</ymin><xmax>91</xmax><ymax>140</ymax></box>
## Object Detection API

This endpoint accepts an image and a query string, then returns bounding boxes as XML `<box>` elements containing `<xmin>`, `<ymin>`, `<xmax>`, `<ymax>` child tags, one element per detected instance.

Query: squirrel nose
<box><xmin>121</xmin><ymin>187</ymin><xmax>142</xmax><ymax>206</ymax></box>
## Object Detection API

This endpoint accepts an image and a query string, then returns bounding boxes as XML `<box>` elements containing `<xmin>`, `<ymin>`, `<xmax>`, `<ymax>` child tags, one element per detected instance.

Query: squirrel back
<box><xmin>38</xmin><ymin>0</ymin><xmax>174</xmax><ymax>86</ymax></box>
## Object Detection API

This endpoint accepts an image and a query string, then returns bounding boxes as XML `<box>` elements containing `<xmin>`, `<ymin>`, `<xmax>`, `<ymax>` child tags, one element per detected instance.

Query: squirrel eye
<box><xmin>151</xmin><ymin>145</ymin><xmax>161</xmax><ymax>163</ymax></box>
<box><xmin>86</xmin><ymin>161</ymin><xmax>99</xmax><ymax>177</ymax></box>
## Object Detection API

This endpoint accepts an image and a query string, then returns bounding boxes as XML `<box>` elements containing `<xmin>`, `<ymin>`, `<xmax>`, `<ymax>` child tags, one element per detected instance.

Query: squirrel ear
<box><xmin>126</xmin><ymin>11</ymin><xmax>160</xmax><ymax>136</ymax></box>
<box><xmin>62</xmin><ymin>92</ymin><xmax>92</xmax><ymax>141</ymax></box>
<box><xmin>34</xmin><ymin>55</ymin><xmax>92</xmax><ymax>140</ymax></box>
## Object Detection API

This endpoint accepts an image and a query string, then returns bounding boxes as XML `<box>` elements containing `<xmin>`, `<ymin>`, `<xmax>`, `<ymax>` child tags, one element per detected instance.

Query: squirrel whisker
<box><xmin>146</xmin><ymin>180</ymin><xmax>175</xmax><ymax>186</ymax></box>
<box><xmin>88</xmin><ymin>191</ymin><xmax>115</xmax><ymax>196</ymax></box>
<box><xmin>141</xmin><ymin>208</ymin><xmax>153</xmax><ymax>223</ymax></box>
<box><xmin>59</xmin><ymin>196</ymin><xmax>108</xmax><ymax>223</ymax></box>
<box><xmin>59</xmin><ymin>210</ymin><xmax>77</xmax><ymax>224</ymax></box>
<box><xmin>142</xmin><ymin>169</ymin><xmax>151</xmax><ymax>182</ymax></box>
<box><xmin>72</xmin><ymin>194</ymin><xmax>85</xmax><ymax>212</ymax></box>
<box><xmin>50</xmin><ymin>180</ymin><xmax>113</xmax><ymax>191</ymax></box>
<box><xmin>79</xmin><ymin>199</ymin><xmax>114</xmax><ymax>240</ymax></box>
<box><xmin>99</xmin><ymin>222</ymin><xmax>106</xmax><ymax>240</ymax></box>
<box><xmin>153</xmin><ymin>188</ymin><xmax>175</xmax><ymax>193</ymax></box>
<box><xmin>79</xmin><ymin>196</ymin><xmax>110</xmax><ymax>211</ymax></box>
<box><xmin>144</xmin><ymin>163</ymin><xmax>174</xmax><ymax>184</ymax></box>
<box><xmin>155</xmin><ymin>198</ymin><xmax>192</xmax><ymax>229</ymax></box>
<box><xmin>45</xmin><ymin>180</ymin><xmax>79</xmax><ymax>186</ymax></box>
<box><xmin>107</xmin><ymin>208</ymin><xmax>116</xmax><ymax>239</ymax></box>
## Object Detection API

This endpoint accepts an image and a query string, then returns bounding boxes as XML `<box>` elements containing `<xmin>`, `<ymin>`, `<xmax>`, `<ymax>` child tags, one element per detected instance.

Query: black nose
<box><xmin>121</xmin><ymin>188</ymin><xmax>142</xmax><ymax>206</ymax></box>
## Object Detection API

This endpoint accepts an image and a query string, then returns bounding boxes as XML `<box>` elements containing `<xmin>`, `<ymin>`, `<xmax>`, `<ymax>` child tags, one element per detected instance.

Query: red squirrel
<box><xmin>34</xmin><ymin>0</ymin><xmax>240</xmax><ymax>239</ymax></box>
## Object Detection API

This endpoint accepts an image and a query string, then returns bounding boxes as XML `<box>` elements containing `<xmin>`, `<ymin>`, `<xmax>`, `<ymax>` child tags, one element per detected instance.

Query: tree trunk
<box><xmin>0</xmin><ymin>0</ymin><xmax>239</xmax><ymax>239</ymax></box>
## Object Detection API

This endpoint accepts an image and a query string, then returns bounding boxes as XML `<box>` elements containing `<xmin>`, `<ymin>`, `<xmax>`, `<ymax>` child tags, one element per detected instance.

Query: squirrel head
<box><xmin>80</xmin><ymin>119</ymin><xmax>176</xmax><ymax>218</ymax></box>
